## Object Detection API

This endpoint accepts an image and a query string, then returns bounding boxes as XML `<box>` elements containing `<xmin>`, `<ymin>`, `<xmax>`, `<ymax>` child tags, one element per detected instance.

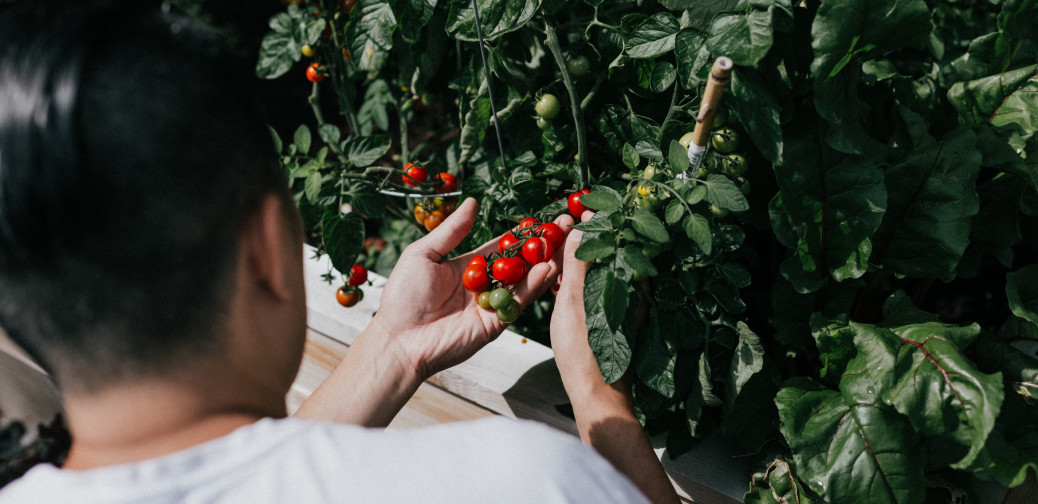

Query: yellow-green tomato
<box><xmin>711</xmin><ymin>128</ymin><xmax>740</xmax><ymax>154</ymax></box>
<box><xmin>477</xmin><ymin>291</ymin><xmax>495</xmax><ymax>311</ymax></box>
<box><xmin>710</xmin><ymin>205</ymin><xmax>729</xmax><ymax>218</ymax></box>
<box><xmin>567</xmin><ymin>55</ymin><xmax>590</xmax><ymax>77</ymax></box>
<box><xmin>697</xmin><ymin>165</ymin><xmax>712</xmax><ymax>179</ymax></box>
<box><xmin>301</xmin><ymin>44</ymin><xmax>315</xmax><ymax>57</ymax></box>
<box><xmin>535</xmin><ymin>94</ymin><xmax>561</xmax><ymax>119</ymax></box>
<box><xmin>643</xmin><ymin>165</ymin><xmax>657</xmax><ymax>180</ymax></box>
<box><xmin>724</xmin><ymin>153</ymin><xmax>748</xmax><ymax>177</ymax></box>
<box><xmin>679</xmin><ymin>132</ymin><xmax>695</xmax><ymax>150</ymax></box>
<box><xmin>642</xmin><ymin>243</ymin><xmax>661</xmax><ymax>259</ymax></box>
<box><xmin>536</xmin><ymin>117</ymin><xmax>551</xmax><ymax>130</ymax></box>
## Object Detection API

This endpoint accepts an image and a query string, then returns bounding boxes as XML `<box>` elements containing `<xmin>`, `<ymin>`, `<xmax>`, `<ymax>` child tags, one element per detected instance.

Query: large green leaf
<box><xmin>810</xmin><ymin>315</ymin><xmax>860</xmax><ymax>382</ymax></box>
<box><xmin>706</xmin><ymin>10</ymin><xmax>774</xmax><ymax>67</ymax></box>
<box><xmin>631</xmin><ymin>208</ymin><xmax>670</xmax><ymax>243</ymax></box>
<box><xmin>729</xmin><ymin>66</ymin><xmax>784</xmax><ymax>164</ymax></box>
<box><xmin>872</xmin><ymin>127</ymin><xmax>982</xmax><ymax>280</ymax></box>
<box><xmin>344</xmin><ymin>135</ymin><xmax>391</xmax><ymax>167</ymax></box>
<box><xmin>625</xmin><ymin>13</ymin><xmax>681</xmax><ymax>59</ymax></box>
<box><xmin>674</xmin><ymin>29</ymin><xmax>710</xmax><ymax>90</ymax></box>
<box><xmin>769</xmin><ymin>120</ymin><xmax>886</xmax><ymax>293</ymax></box>
<box><xmin>347</xmin><ymin>0</ymin><xmax>397</xmax><ymax>72</ymax></box>
<box><xmin>584</xmin><ymin>263</ymin><xmax>632</xmax><ymax>384</ymax></box>
<box><xmin>949</xmin><ymin>64</ymin><xmax>1038</xmax><ymax>137</ymax></box>
<box><xmin>256</xmin><ymin>29</ymin><xmax>295</xmax><ymax>80</ymax></box>
<box><xmin>993</xmin><ymin>0</ymin><xmax>1038</xmax><ymax>73</ymax></box>
<box><xmin>702</xmin><ymin>175</ymin><xmax>750</xmax><ymax>212</ymax></box>
<box><xmin>445</xmin><ymin>0</ymin><xmax>539</xmax><ymax>42</ymax></box>
<box><xmin>846</xmin><ymin>321</ymin><xmax>1004</xmax><ymax>468</ymax></box>
<box><xmin>1006</xmin><ymin>264</ymin><xmax>1038</xmax><ymax>325</ymax></box>
<box><xmin>322</xmin><ymin>210</ymin><xmax>366</xmax><ymax>275</ymax></box>
<box><xmin>389</xmin><ymin>0</ymin><xmax>437</xmax><ymax>42</ymax></box>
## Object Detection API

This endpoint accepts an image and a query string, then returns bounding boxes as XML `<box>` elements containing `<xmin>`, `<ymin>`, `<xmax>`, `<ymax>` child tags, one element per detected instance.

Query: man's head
<box><xmin>0</xmin><ymin>1</ymin><xmax>307</xmax><ymax>398</ymax></box>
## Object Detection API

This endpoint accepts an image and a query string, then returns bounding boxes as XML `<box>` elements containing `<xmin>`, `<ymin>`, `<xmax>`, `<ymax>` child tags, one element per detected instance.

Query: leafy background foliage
<box><xmin>247</xmin><ymin>0</ymin><xmax>1037</xmax><ymax>501</ymax></box>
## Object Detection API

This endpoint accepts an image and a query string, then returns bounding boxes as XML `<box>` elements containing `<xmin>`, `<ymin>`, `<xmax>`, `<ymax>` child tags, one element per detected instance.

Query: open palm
<box><xmin>371</xmin><ymin>198</ymin><xmax>574</xmax><ymax>380</ymax></box>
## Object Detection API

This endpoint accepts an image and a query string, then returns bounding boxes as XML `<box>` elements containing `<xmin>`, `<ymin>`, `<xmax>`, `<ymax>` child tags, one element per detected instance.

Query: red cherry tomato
<box><xmin>498</xmin><ymin>232</ymin><xmax>520</xmax><ymax>253</ymax></box>
<box><xmin>537</xmin><ymin>223</ymin><xmax>564</xmax><ymax>250</ymax></box>
<box><xmin>347</xmin><ymin>264</ymin><xmax>368</xmax><ymax>287</ymax></box>
<box><xmin>521</xmin><ymin>237</ymin><xmax>554</xmax><ymax>265</ymax></box>
<box><xmin>403</xmin><ymin>162</ymin><xmax>428</xmax><ymax>187</ymax></box>
<box><xmin>492</xmin><ymin>257</ymin><xmax>525</xmax><ymax>286</ymax></box>
<box><xmin>435</xmin><ymin>172</ymin><xmax>458</xmax><ymax>194</ymax></box>
<box><xmin>462</xmin><ymin>265</ymin><xmax>492</xmax><ymax>293</ymax></box>
<box><xmin>468</xmin><ymin>256</ymin><xmax>488</xmax><ymax>269</ymax></box>
<box><xmin>567</xmin><ymin>189</ymin><xmax>592</xmax><ymax>217</ymax></box>
<box><xmin>336</xmin><ymin>286</ymin><xmax>361</xmax><ymax>307</ymax></box>
<box><xmin>306</xmin><ymin>63</ymin><xmax>324</xmax><ymax>82</ymax></box>
<box><xmin>518</xmin><ymin>217</ymin><xmax>540</xmax><ymax>236</ymax></box>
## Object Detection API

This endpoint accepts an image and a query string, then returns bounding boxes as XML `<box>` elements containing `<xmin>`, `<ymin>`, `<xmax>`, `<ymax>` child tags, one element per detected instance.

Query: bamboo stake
<box><xmin>686</xmin><ymin>57</ymin><xmax>733</xmax><ymax>172</ymax></box>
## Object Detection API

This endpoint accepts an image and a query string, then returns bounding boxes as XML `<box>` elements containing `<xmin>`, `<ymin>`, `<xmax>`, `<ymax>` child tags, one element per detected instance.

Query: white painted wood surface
<box><xmin>301</xmin><ymin>245</ymin><xmax>748</xmax><ymax>504</ymax></box>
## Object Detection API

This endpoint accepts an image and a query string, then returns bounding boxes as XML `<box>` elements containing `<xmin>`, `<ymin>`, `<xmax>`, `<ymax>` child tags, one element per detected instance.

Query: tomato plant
<box><xmin>255</xmin><ymin>0</ymin><xmax>1038</xmax><ymax>500</ymax></box>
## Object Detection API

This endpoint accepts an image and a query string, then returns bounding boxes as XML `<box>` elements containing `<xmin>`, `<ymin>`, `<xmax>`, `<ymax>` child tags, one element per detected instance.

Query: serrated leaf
<box><xmin>648</xmin><ymin>61</ymin><xmax>676</xmax><ymax>93</ymax></box>
<box><xmin>322</xmin><ymin>210</ymin><xmax>365</xmax><ymax>275</ymax></box>
<box><xmin>347</xmin><ymin>0</ymin><xmax>397</xmax><ymax>72</ymax></box>
<box><xmin>581</xmin><ymin>185</ymin><xmax>624</xmax><ymax>212</ymax></box>
<box><xmin>293</xmin><ymin>124</ymin><xmax>312</xmax><ymax>155</ymax></box>
<box><xmin>682</xmin><ymin>214</ymin><xmax>711</xmax><ymax>255</ymax></box>
<box><xmin>706</xmin><ymin>10</ymin><xmax>774</xmax><ymax>67</ymax></box>
<box><xmin>626</xmin><ymin>12</ymin><xmax>681</xmax><ymax>58</ymax></box>
<box><xmin>575</xmin><ymin>233</ymin><xmax>617</xmax><ymax>261</ymax></box>
<box><xmin>729</xmin><ymin>66</ymin><xmax>784</xmax><ymax>164</ymax></box>
<box><xmin>702</xmin><ymin>174</ymin><xmax>750</xmax><ymax>211</ymax></box>
<box><xmin>622</xmin><ymin>143</ymin><xmax>640</xmax><ymax>169</ymax></box>
<box><xmin>344</xmin><ymin>135</ymin><xmax>391</xmax><ymax>167</ymax></box>
<box><xmin>571</xmin><ymin>210</ymin><xmax>617</xmax><ymax>232</ymax></box>
<box><xmin>631</xmin><ymin>208</ymin><xmax>670</xmax><ymax>243</ymax></box>
<box><xmin>585</xmin><ymin>264</ymin><xmax>632</xmax><ymax>383</ymax></box>
<box><xmin>675</xmin><ymin>28</ymin><xmax>710</xmax><ymax>89</ymax></box>
<box><xmin>446</xmin><ymin>0</ymin><xmax>538</xmax><ymax>41</ymax></box>
<box><xmin>621</xmin><ymin>245</ymin><xmax>658</xmax><ymax>277</ymax></box>
<box><xmin>256</xmin><ymin>30</ymin><xmax>294</xmax><ymax>80</ymax></box>
<box><xmin>389</xmin><ymin>0</ymin><xmax>437</xmax><ymax>41</ymax></box>
<box><xmin>873</xmin><ymin>127</ymin><xmax>981</xmax><ymax>281</ymax></box>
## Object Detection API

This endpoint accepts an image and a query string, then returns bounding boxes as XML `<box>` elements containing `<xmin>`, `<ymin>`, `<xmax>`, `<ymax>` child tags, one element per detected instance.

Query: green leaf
<box><xmin>648</xmin><ymin>61</ymin><xmax>676</xmax><ymax>93</ymax></box>
<box><xmin>571</xmin><ymin>210</ymin><xmax>617</xmax><ymax>232</ymax></box>
<box><xmin>664</xmin><ymin>199</ymin><xmax>684</xmax><ymax>224</ymax></box>
<box><xmin>345</xmin><ymin>183</ymin><xmax>387</xmax><ymax>218</ymax></box>
<box><xmin>705</xmin><ymin>267</ymin><xmax>746</xmax><ymax>313</ymax></box>
<box><xmin>810</xmin><ymin>315</ymin><xmax>860</xmax><ymax>383</ymax></box>
<box><xmin>318</xmin><ymin>124</ymin><xmax>341</xmax><ymax>146</ymax></box>
<box><xmin>768</xmin><ymin>112</ymin><xmax>886</xmax><ymax>294</ymax></box>
<box><xmin>993</xmin><ymin>0</ymin><xmax>1038</xmax><ymax>74</ymax></box>
<box><xmin>293</xmin><ymin>124</ymin><xmax>312</xmax><ymax>155</ymax></box>
<box><xmin>575</xmin><ymin>233</ymin><xmax>617</xmax><ymax>261</ymax></box>
<box><xmin>603</xmin><ymin>270</ymin><xmax>630</xmax><ymax>331</ymax></box>
<box><xmin>625</xmin><ymin>13</ymin><xmax>681</xmax><ymax>59</ymax></box>
<box><xmin>344</xmin><ymin>135</ymin><xmax>391</xmax><ymax>167</ymax></box>
<box><xmin>584</xmin><ymin>263</ymin><xmax>633</xmax><ymax>383</ymax></box>
<box><xmin>302</xmin><ymin>18</ymin><xmax>326</xmax><ymax>45</ymax></box>
<box><xmin>322</xmin><ymin>210</ymin><xmax>366</xmax><ymax>275</ymax></box>
<box><xmin>880</xmin><ymin>291</ymin><xmax>940</xmax><ymax>328</ymax></box>
<box><xmin>621</xmin><ymin>245</ymin><xmax>658</xmax><ymax>277</ymax></box>
<box><xmin>674</xmin><ymin>28</ymin><xmax>710</xmax><ymax>90</ymax></box>
<box><xmin>702</xmin><ymin>174</ymin><xmax>750</xmax><ymax>212</ymax></box>
<box><xmin>256</xmin><ymin>30</ymin><xmax>294</xmax><ymax>80</ymax></box>
<box><xmin>846</xmin><ymin>321</ymin><xmax>1004</xmax><ymax>468</ymax></box>
<box><xmin>873</xmin><ymin>127</ymin><xmax>982</xmax><ymax>280</ymax></box>
<box><xmin>347</xmin><ymin>0</ymin><xmax>397</xmax><ymax>72</ymax></box>
<box><xmin>948</xmin><ymin>65</ymin><xmax>1037</xmax><ymax>136</ymax></box>
<box><xmin>682</xmin><ymin>214</ymin><xmax>712</xmax><ymax>255</ymax></box>
<box><xmin>706</xmin><ymin>10</ymin><xmax>774</xmax><ymax>67</ymax></box>
<box><xmin>631</xmin><ymin>208</ymin><xmax>670</xmax><ymax>243</ymax></box>
<box><xmin>580</xmin><ymin>185</ymin><xmax>624</xmax><ymax>212</ymax></box>
<box><xmin>1006</xmin><ymin>265</ymin><xmax>1038</xmax><ymax>325</ymax></box>
<box><xmin>304</xmin><ymin>172</ymin><xmax>323</xmax><ymax>203</ymax></box>
<box><xmin>635</xmin><ymin>140</ymin><xmax>663</xmax><ymax>161</ymax></box>
<box><xmin>445</xmin><ymin>0</ymin><xmax>538</xmax><ymax>42</ymax></box>
<box><xmin>389</xmin><ymin>0</ymin><xmax>437</xmax><ymax>42</ymax></box>
<box><xmin>269</xmin><ymin>126</ymin><xmax>282</xmax><ymax>154</ymax></box>
<box><xmin>722</xmin><ymin>323</ymin><xmax>778</xmax><ymax>455</ymax></box>
<box><xmin>668</xmin><ymin>139</ymin><xmax>689</xmax><ymax>173</ymax></box>
<box><xmin>786</xmin><ymin>391</ymin><xmax>926</xmax><ymax>504</ymax></box>
<box><xmin>622</xmin><ymin>143</ymin><xmax>640</xmax><ymax>169</ymax></box>
<box><xmin>729</xmin><ymin>66</ymin><xmax>784</xmax><ymax>164</ymax></box>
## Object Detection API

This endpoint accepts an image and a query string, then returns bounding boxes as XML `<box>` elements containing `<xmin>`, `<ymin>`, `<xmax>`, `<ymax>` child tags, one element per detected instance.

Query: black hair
<box><xmin>0</xmin><ymin>1</ymin><xmax>288</xmax><ymax>389</ymax></box>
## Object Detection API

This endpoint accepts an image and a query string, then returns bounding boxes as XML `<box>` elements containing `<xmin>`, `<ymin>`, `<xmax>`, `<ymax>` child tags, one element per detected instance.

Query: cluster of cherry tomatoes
<box><xmin>462</xmin><ymin>218</ymin><xmax>566</xmax><ymax>323</ymax></box>
<box><xmin>401</xmin><ymin>162</ymin><xmax>457</xmax><ymax>193</ymax></box>
<box><xmin>414</xmin><ymin>197</ymin><xmax>458</xmax><ymax>231</ymax></box>
<box><xmin>335</xmin><ymin>264</ymin><xmax>369</xmax><ymax>308</ymax></box>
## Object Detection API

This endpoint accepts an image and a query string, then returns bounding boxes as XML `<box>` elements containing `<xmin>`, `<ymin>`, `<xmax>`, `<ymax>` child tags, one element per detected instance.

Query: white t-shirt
<box><xmin>0</xmin><ymin>416</ymin><xmax>650</xmax><ymax>504</ymax></box>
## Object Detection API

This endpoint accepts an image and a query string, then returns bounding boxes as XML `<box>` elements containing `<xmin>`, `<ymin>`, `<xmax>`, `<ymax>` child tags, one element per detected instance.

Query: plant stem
<box><xmin>544</xmin><ymin>22</ymin><xmax>589</xmax><ymax>188</ymax></box>
<box><xmin>469</xmin><ymin>0</ymin><xmax>509</xmax><ymax>175</ymax></box>
<box><xmin>399</xmin><ymin>100</ymin><xmax>410</xmax><ymax>164</ymax></box>
<box><xmin>656</xmin><ymin>82</ymin><xmax>681</xmax><ymax>144</ymax></box>
<box><xmin>649</xmin><ymin>179</ymin><xmax>695</xmax><ymax>218</ymax></box>
<box><xmin>581</xmin><ymin>74</ymin><xmax>606</xmax><ymax>112</ymax></box>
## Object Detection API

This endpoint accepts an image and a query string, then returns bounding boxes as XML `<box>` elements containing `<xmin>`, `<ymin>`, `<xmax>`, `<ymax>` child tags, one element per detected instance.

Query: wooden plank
<box><xmin>302</xmin><ymin>245</ymin><xmax>747</xmax><ymax>503</ymax></box>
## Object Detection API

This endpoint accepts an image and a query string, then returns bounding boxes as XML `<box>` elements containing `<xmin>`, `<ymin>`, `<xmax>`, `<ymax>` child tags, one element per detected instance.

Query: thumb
<box><xmin>559</xmin><ymin>226</ymin><xmax>589</xmax><ymax>294</ymax></box>
<box><xmin>414</xmin><ymin>198</ymin><xmax>477</xmax><ymax>260</ymax></box>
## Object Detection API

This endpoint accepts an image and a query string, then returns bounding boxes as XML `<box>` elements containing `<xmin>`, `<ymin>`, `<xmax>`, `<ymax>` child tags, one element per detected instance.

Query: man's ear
<box><xmin>244</xmin><ymin>193</ymin><xmax>294</xmax><ymax>301</ymax></box>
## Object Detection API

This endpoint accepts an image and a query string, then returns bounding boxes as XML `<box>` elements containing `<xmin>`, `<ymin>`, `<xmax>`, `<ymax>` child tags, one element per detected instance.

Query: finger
<box><xmin>581</xmin><ymin>209</ymin><xmax>594</xmax><ymax>223</ymax></box>
<box><xmin>511</xmin><ymin>261</ymin><xmax>554</xmax><ymax>307</ymax></box>
<box><xmin>413</xmin><ymin>198</ymin><xmax>478</xmax><ymax>260</ymax></box>
<box><xmin>559</xmin><ymin>225</ymin><xmax>589</xmax><ymax>295</ymax></box>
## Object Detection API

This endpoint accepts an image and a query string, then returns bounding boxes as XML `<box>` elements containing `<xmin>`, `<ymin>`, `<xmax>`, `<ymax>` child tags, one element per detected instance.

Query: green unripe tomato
<box><xmin>710</xmin><ymin>205</ymin><xmax>729</xmax><ymax>218</ymax></box>
<box><xmin>536</xmin><ymin>117</ymin><xmax>551</xmax><ymax>130</ymax></box>
<box><xmin>420</xmin><ymin>92</ymin><xmax>435</xmax><ymax>107</ymax></box>
<box><xmin>637</xmin><ymin>195</ymin><xmax>659</xmax><ymax>212</ymax></box>
<box><xmin>567</xmin><ymin>55</ymin><xmax>590</xmax><ymax>77</ymax></box>
<box><xmin>632</xmin><ymin>269</ymin><xmax>647</xmax><ymax>281</ymax></box>
<box><xmin>535</xmin><ymin>94</ymin><xmax>561</xmax><ymax>119</ymax></box>
<box><xmin>724</xmin><ymin>153</ymin><xmax>748</xmax><ymax>177</ymax></box>
<box><xmin>711</xmin><ymin>128</ymin><xmax>740</xmax><ymax>154</ymax></box>
<box><xmin>696</xmin><ymin>165</ymin><xmax>712</xmax><ymax>179</ymax></box>
<box><xmin>301</xmin><ymin>44</ymin><xmax>315</xmax><ymax>57</ymax></box>
<box><xmin>643</xmin><ymin>165</ymin><xmax>659</xmax><ymax>181</ymax></box>
<box><xmin>477</xmin><ymin>291</ymin><xmax>495</xmax><ymax>311</ymax></box>
<box><xmin>679</xmin><ymin>132</ymin><xmax>695</xmax><ymax>150</ymax></box>
<box><xmin>497</xmin><ymin>299</ymin><xmax>522</xmax><ymax>323</ymax></box>
<box><xmin>740</xmin><ymin>180</ymin><xmax>752</xmax><ymax>195</ymax></box>
<box><xmin>713</xmin><ymin>107</ymin><xmax>729</xmax><ymax>128</ymax></box>
<box><xmin>642</xmin><ymin>243</ymin><xmax>661</xmax><ymax>259</ymax></box>
<box><xmin>488</xmin><ymin>288</ymin><xmax>513</xmax><ymax>310</ymax></box>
